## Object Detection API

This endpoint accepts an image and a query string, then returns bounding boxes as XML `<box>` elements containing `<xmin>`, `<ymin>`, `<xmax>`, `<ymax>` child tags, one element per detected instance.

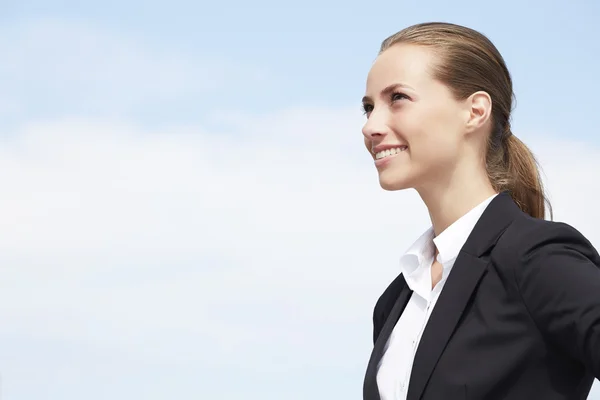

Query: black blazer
<box><xmin>363</xmin><ymin>192</ymin><xmax>600</xmax><ymax>400</ymax></box>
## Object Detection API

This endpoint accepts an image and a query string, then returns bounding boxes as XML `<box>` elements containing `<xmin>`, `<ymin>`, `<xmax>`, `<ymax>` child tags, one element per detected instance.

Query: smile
<box><xmin>375</xmin><ymin>146</ymin><xmax>407</xmax><ymax>160</ymax></box>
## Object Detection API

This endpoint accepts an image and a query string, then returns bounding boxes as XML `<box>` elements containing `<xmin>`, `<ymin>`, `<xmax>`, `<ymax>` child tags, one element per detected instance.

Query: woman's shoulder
<box><xmin>493</xmin><ymin>212</ymin><xmax>600</xmax><ymax>275</ymax></box>
<box><xmin>506</xmin><ymin>214</ymin><xmax>594</xmax><ymax>251</ymax></box>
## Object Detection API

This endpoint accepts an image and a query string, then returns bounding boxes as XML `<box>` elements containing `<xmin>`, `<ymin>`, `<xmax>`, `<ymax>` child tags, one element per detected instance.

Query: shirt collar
<box><xmin>399</xmin><ymin>227</ymin><xmax>435</xmax><ymax>278</ymax></box>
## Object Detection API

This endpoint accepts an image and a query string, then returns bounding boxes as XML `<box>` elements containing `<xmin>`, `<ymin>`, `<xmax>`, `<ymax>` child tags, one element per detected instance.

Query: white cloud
<box><xmin>0</xmin><ymin>110</ymin><xmax>599</xmax><ymax>399</ymax></box>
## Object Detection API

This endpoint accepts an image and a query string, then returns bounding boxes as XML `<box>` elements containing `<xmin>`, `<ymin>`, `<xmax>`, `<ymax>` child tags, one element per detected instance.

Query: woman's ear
<box><xmin>465</xmin><ymin>91</ymin><xmax>493</xmax><ymax>134</ymax></box>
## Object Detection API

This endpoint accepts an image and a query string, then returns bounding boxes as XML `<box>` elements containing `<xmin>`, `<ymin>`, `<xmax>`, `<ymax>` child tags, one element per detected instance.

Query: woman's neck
<box><xmin>417</xmin><ymin>171</ymin><xmax>497</xmax><ymax>237</ymax></box>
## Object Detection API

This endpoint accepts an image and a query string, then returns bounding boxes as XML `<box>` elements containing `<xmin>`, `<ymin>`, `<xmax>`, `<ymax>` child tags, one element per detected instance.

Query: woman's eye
<box><xmin>391</xmin><ymin>92</ymin><xmax>408</xmax><ymax>102</ymax></box>
<box><xmin>362</xmin><ymin>93</ymin><xmax>407</xmax><ymax>115</ymax></box>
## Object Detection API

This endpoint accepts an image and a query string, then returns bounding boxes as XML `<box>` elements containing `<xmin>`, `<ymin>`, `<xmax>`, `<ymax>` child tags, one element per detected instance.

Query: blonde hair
<box><xmin>380</xmin><ymin>22</ymin><xmax>551</xmax><ymax>219</ymax></box>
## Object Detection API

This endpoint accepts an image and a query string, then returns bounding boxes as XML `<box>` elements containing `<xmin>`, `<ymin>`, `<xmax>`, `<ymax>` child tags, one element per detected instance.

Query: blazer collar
<box><xmin>461</xmin><ymin>191</ymin><xmax>523</xmax><ymax>257</ymax></box>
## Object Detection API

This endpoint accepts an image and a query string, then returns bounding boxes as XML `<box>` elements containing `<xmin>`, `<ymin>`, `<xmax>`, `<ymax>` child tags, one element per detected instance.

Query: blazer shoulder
<box><xmin>501</xmin><ymin>215</ymin><xmax>597</xmax><ymax>259</ymax></box>
<box><xmin>492</xmin><ymin>214</ymin><xmax>600</xmax><ymax>280</ymax></box>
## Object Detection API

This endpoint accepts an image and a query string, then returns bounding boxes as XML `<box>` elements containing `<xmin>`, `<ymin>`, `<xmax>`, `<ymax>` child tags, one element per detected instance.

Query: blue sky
<box><xmin>1</xmin><ymin>0</ymin><xmax>599</xmax><ymax>399</ymax></box>
<box><xmin>4</xmin><ymin>0</ymin><xmax>600</xmax><ymax>134</ymax></box>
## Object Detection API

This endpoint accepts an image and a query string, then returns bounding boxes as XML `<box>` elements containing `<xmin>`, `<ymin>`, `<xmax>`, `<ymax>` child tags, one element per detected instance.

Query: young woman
<box><xmin>361</xmin><ymin>22</ymin><xmax>600</xmax><ymax>400</ymax></box>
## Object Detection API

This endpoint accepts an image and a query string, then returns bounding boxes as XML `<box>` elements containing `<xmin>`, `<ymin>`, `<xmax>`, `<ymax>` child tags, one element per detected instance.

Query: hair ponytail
<box><xmin>503</xmin><ymin>132</ymin><xmax>551</xmax><ymax>219</ymax></box>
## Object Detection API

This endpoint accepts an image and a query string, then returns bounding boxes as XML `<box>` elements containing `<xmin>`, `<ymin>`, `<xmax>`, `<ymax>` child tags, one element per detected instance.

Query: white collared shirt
<box><xmin>376</xmin><ymin>194</ymin><xmax>497</xmax><ymax>400</ymax></box>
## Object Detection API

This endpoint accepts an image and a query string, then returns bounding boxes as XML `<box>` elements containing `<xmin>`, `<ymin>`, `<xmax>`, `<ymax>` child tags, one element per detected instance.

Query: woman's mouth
<box><xmin>375</xmin><ymin>146</ymin><xmax>408</xmax><ymax>160</ymax></box>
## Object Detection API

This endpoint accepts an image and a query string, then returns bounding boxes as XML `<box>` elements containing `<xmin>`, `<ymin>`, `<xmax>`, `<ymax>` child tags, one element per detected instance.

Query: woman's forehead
<box><xmin>366</xmin><ymin>45</ymin><xmax>438</xmax><ymax>93</ymax></box>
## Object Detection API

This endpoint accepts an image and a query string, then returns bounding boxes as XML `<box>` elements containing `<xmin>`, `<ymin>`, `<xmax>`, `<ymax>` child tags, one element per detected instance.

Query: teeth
<box><xmin>375</xmin><ymin>146</ymin><xmax>406</xmax><ymax>160</ymax></box>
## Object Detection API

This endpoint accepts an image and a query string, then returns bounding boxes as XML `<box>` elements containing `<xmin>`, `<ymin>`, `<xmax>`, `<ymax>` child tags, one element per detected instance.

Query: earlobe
<box><xmin>466</xmin><ymin>91</ymin><xmax>492</xmax><ymax>132</ymax></box>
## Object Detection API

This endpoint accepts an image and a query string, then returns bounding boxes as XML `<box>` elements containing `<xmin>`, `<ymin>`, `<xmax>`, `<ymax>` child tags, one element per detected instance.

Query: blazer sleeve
<box><xmin>514</xmin><ymin>221</ymin><xmax>600</xmax><ymax>377</ymax></box>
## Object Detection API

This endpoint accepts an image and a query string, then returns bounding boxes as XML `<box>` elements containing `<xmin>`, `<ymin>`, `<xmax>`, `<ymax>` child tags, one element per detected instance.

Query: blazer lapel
<box><xmin>406</xmin><ymin>252</ymin><xmax>488</xmax><ymax>400</ymax></box>
<box><xmin>406</xmin><ymin>191</ymin><xmax>522</xmax><ymax>400</ymax></box>
<box><xmin>363</xmin><ymin>278</ymin><xmax>412</xmax><ymax>400</ymax></box>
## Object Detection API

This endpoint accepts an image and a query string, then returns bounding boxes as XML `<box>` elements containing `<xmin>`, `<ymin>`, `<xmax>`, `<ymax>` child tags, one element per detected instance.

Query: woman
<box><xmin>361</xmin><ymin>22</ymin><xmax>600</xmax><ymax>400</ymax></box>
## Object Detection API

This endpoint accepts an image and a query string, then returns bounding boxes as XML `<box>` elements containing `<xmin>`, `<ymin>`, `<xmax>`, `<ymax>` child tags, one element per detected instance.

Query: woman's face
<box><xmin>362</xmin><ymin>44</ymin><xmax>471</xmax><ymax>192</ymax></box>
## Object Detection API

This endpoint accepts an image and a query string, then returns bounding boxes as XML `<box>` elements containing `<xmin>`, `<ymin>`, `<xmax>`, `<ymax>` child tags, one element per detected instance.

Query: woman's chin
<box><xmin>376</xmin><ymin>163</ymin><xmax>416</xmax><ymax>190</ymax></box>
<box><xmin>378</xmin><ymin>175</ymin><xmax>412</xmax><ymax>191</ymax></box>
